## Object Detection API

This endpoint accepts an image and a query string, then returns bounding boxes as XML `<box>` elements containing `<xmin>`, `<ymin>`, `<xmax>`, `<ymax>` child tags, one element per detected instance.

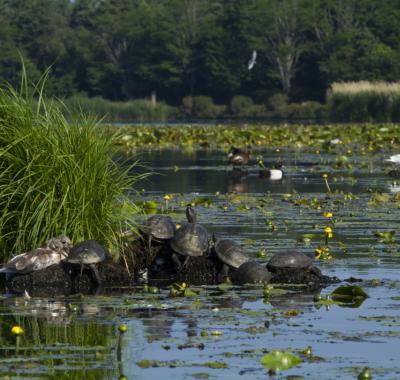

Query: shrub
<box><xmin>0</xmin><ymin>72</ymin><xmax>146</xmax><ymax>259</ymax></box>
<box><xmin>64</xmin><ymin>95</ymin><xmax>177</xmax><ymax>122</ymax></box>
<box><xmin>192</xmin><ymin>96</ymin><xmax>225</xmax><ymax>118</ymax></box>
<box><xmin>230</xmin><ymin>96</ymin><xmax>254</xmax><ymax>116</ymax></box>
<box><xmin>267</xmin><ymin>93</ymin><xmax>289</xmax><ymax>112</ymax></box>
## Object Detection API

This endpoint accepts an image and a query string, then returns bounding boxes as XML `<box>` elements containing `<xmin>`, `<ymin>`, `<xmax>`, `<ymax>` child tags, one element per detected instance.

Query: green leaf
<box><xmin>260</xmin><ymin>350</ymin><xmax>302</xmax><ymax>371</ymax></box>
<box><xmin>331</xmin><ymin>285</ymin><xmax>369</xmax><ymax>300</ymax></box>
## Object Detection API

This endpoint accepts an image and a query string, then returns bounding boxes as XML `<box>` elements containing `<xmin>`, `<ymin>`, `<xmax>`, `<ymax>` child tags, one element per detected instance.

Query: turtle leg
<box><xmin>171</xmin><ymin>253</ymin><xmax>182</xmax><ymax>271</ymax></box>
<box><xmin>148</xmin><ymin>235</ymin><xmax>152</xmax><ymax>255</ymax></box>
<box><xmin>181</xmin><ymin>256</ymin><xmax>190</xmax><ymax>269</ymax></box>
<box><xmin>89</xmin><ymin>264</ymin><xmax>101</xmax><ymax>285</ymax></box>
<box><xmin>217</xmin><ymin>264</ymin><xmax>230</xmax><ymax>283</ymax></box>
<box><xmin>309</xmin><ymin>265</ymin><xmax>322</xmax><ymax>277</ymax></box>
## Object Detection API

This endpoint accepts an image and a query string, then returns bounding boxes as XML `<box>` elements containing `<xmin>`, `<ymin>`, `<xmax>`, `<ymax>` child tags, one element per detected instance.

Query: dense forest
<box><xmin>1</xmin><ymin>0</ymin><xmax>400</xmax><ymax>110</ymax></box>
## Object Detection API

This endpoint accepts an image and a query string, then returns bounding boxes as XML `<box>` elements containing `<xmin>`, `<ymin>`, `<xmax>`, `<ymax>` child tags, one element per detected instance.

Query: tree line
<box><xmin>1</xmin><ymin>0</ymin><xmax>400</xmax><ymax>106</ymax></box>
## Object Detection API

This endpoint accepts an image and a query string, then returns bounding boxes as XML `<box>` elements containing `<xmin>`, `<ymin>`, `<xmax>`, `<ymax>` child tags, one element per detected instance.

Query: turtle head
<box><xmin>186</xmin><ymin>205</ymin><xmax>197</xmax><ymax>223</ymax></box>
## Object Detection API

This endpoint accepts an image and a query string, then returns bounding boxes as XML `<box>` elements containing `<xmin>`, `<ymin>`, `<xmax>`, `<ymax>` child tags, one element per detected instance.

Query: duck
<box><xmin>258</xmin><ymin>160</ymin><xmax>284</xmax><ymax>180</ymax></box>
<box><xmin>385</xmin><ymin>154</ymin><xmax>400</xmax><ymax>177</ymax></box>
<box><xmin>227</xmin><ymin>147</ymin><xmax>250</xmax><ymax>166</ymax></box>
<box><xmin>0</xmin><ymin>235</ymin><xmax>72</xmax><ymax>275</ymax></box>
<box><xmin>385</xmin><ymin>154</ymin><xmax>400</xmax><ymax>164</ymax></box>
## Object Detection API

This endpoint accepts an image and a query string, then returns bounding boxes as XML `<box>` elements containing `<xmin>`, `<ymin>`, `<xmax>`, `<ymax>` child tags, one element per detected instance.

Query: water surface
<box><xmin>1</xmin><ymin>148</ymin><xmax>400</xmax><ymax>379</ymax></box>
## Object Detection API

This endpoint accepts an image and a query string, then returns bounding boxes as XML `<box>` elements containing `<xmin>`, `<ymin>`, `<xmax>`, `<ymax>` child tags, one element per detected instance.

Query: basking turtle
<box><xmin>65</xmin><ymin>240</ymin><xmax>110</xmax><ymax>284</ymax></box>
<box><xmin>140</xmin><ymin>214</ymin><xmax>176</xmax><ymax>252</ymax></box>
<box><xmin>227</xmin><ymin>147</ymin><xmax>250</xmax><ymax>166</ymax></box>
<box><xmin>212</xmin><ymin>234</ymin><xmax>250</xmax><ymax>281</ymax></box>
<box><xmin>169</xmin><ymin>206</ymin><xmax>209</xmax><ymax>270</ymax></box>
<box><xmin>0</xmin><ymin>235</ymin><xmax>72</xmax><ymax>275</ymax></box>
<box><xmin>232</xmin><ymin>261</ymin><xmax>272</xmax><ymax>285</ymax></box>
<box><xmin>266</xmin><ymin>250</ymin><xmax>321</xmax><ymax>277</ymax></box>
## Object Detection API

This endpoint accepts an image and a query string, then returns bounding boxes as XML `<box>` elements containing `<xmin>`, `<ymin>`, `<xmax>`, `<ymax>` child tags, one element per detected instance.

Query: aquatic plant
<box><xmin>0</xmin><ymin>69</ymin><xmax>146</xmax><ymax>258</ymax></box>
<box><xmin>115</xmin><ymin>123</ymin><xmax>400</xmax><ymax>153</ymax></box>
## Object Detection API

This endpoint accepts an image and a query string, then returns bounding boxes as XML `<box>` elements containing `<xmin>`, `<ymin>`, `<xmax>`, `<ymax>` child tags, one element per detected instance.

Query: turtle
<box><xmin>212</xmin><ymin>234</ymin><xmax>250</xmax><ymax>282</ymax></box>
<box><xmin>232</xmin><ymin>261</ymin><xmax>272</xmax><ymax>285</ymax></box>
<box><xmin>227</xmin><ymin>147</ymin><xmax>250</xmax><ymax>166</ymax></box>
<box><xmin>0</xmin><ymin>235</ymin><xmax>72</xmax><ymax>275</ymax></box>
<box><xmin>140</xmin><ymin>214</ymin><xmax>176</xmax><ymax>253</ymax></box>
<box><xmin>169</xmin><ymin>205</ymin><xmax>209</xmax><ymax>270</ymax></box>
<box><xmin>65</xmin><ymin>240</ymin><xmax>110</xmax><ymax>285</ymax></box>
<box><xmin>266</xmin><ymin>250</ymin><xmax>321</xmax><ymax>277</ymax></box>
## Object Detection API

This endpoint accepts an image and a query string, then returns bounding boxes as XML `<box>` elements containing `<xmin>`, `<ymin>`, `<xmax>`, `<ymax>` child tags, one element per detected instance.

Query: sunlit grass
<box><xmin>0</xmin><ymin>69</ymin><xmax>147</xmax><ymax>259</ymax></box>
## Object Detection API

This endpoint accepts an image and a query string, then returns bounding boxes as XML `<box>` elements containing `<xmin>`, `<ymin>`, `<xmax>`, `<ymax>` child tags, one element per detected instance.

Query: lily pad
<box><xmin>331</xmin><ymin>285</ymin><xmax>369</xmax><ymax>301</ymax></box>
<box><xmin>260</xmin><ymin>350</ymin><xmax>302</xmax><ymax>371</ymax></box>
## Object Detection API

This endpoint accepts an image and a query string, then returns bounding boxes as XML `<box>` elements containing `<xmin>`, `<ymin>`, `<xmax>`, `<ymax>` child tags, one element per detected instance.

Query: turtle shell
<box><xmin>169</xmin><ymin>223</ymin><xmax>208</xmax><ymax>257</ymax></box>
<box><xmin>232</xmin><ymin>261</ymin><xmax>271</xmax><ymax>285</ymax></box>
<box><xmin>169</xmin><ymin>206</ymin><xmax>209</xmax><ymax>257</ymax></box>
<box><xmin>266</xmin><ymin>250</ymin><xmax>312</xmax><ymax>273</ymax></box>
<box><xmin>141</xmin><ymin>215</ymin><xmax>176</xmax><ymax>241</ymax></box>
<box><xmin>67</xmin><ymin>240</ymin><xmax>110</xmax><ymax>265</ymax></box>
<box><xmin>213</xmin><ymin>237</ymin><xmax>249</xmax><ymax>269</ymax></box>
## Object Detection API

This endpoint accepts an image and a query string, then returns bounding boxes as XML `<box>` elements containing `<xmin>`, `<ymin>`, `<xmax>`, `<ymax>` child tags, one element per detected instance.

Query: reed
<box><xmin>328</xmin><ymin>81</ymin><xmax>400</xmax><ymax>122</ymax></box>
<box><xmin>0</xmin><ymin>69</ymin><xmax>146</xmax><ymax>259</ymax></box>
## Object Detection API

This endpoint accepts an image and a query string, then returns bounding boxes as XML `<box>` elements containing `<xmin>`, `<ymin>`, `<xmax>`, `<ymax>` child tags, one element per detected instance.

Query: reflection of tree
<box><xmin>0</xmin><ymin>303</ymin><xmax>116</xmax><ymax>379</ymax></box>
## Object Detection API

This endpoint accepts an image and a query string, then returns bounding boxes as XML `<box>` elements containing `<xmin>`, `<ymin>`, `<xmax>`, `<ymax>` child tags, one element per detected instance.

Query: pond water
<box><xmin>1</xmin><ymin>148</ymin><xmax>400</xmax><ymax>379</ymax></box>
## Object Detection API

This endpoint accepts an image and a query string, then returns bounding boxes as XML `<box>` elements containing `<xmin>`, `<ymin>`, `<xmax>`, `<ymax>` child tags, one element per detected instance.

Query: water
<box><xmin>1</xmin><ymin>148</ymin><xmax>400</xmax><ymax>379</ymax></box>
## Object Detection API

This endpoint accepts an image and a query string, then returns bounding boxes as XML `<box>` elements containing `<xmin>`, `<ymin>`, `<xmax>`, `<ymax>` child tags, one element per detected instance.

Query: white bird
<box><xmin>385</xmin><ymin>154</ymin><xmax>400</xmax><ymax>164</ymax></box>
<box><xmin>248</xmin><ymin>50</ymin><xmax>257</xmax><ymax>70</ymax></box>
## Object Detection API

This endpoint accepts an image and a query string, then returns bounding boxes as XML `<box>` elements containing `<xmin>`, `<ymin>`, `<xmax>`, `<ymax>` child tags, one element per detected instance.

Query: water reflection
<box><xmin>228</xmin><ymin>168</ymin><xmax>249</xmax><ymax>193</ymax></box>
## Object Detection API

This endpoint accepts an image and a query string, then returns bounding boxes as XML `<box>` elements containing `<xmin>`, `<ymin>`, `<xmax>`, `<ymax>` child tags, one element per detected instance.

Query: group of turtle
<box><xmin>140</xmin><ymin>205</ymin><xmax>322</xmax><ymax>285</ymax></box>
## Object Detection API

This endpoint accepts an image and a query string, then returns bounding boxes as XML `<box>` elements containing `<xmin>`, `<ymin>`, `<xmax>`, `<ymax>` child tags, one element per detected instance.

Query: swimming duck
<box><xmin>258</xmin><ymin>160</ymin><xmax>284</xmax><ymax>180</ymax></box>
<box><xmin>227</xmin><ymin>147</ymin><xmax>250</xmax><ymax>166</ymax></box>
<box><xmin>385</xmin><ymin>154</ymin><xmax>400</xmax><ymax>164</ymax></box>
<box><xmin>0</xmin><ymin>235</ymin><xmax>72</xmax><ymax>275</ymax></box>
<box><xmin>385</xmin><ymin>155</ymin><xmax>400</xmax><ymax>177</ymax></box>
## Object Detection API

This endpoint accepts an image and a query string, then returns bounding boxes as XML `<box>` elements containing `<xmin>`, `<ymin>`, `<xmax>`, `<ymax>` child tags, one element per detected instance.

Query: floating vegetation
<box><xmin>114</xmin><ymin>123</ymin><xmax>400</xmax><ymax>153</ymax></box>
<box><xmin>260</xmin><ymin>350</ymin><xmax>302</xmax><ymax>372</ymax></box>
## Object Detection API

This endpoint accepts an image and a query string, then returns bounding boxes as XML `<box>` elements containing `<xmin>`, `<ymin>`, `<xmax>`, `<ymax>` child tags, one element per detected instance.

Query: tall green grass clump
<box><xmin>327</xmin><ymin>81</ymin><xmax>400</xmax><ymax>122</ymax></box>
<box><xmin>0</xmin><ymin>72</ymin><xmax>144</xmax><ymax>260</ymax></box>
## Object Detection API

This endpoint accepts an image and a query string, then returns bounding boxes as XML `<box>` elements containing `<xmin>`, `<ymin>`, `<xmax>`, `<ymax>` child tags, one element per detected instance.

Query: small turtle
<box><xmin>0</xmin><ymin>235</ymin><xmax>72</xmax><ymax>275</ymax></box>
<box><xmin>66</xmin><ymin>240</ymin><xmax>110</xmax><ymax>284</ymax></box>
<box><xmin>266</xmin><ymin>250</ymin><xmax>321</xmax><ymax>276</ymax></box>
<box><xmin>227</xmin><ymin>147</ymin><xmax>250</xmax><ymax>166</ymax></box>
<box><xmin>169</xmin><ymin>206</ymin><xmax>209</xmax><ymax>270</ymax></box>
<box><xmin>232</xmin><ymin>261</ymin><xmax>272</xmax><ymax>285</ymax></box>
<box><xmin>212</xmin><ymin>234</ymin><xmax>250</xmax><ymax>282</ymax></box>
<box><xmin>140</xmin><ymin>214</ymin><xmax>176</xmax><ymax>252</ymax></box>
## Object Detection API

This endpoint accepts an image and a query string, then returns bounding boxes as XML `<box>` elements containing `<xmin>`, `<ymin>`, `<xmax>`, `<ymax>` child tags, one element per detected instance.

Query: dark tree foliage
<box><xmin>0</xmin><ymin>0</ymin><xmax>399</xmax><ymax>103</ymax></box>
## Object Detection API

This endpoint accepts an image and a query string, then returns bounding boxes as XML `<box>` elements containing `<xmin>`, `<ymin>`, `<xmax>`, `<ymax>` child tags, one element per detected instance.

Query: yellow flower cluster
<box><xmin>315</xmin><ymin>246</ymin><xmax>332</xmax><ymax>260</ymax></box>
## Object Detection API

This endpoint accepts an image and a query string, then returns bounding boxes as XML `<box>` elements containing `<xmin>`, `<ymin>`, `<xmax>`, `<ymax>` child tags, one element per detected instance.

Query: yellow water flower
<box><xmin>322</xmin><ymin>173</ymin><xmax>328</xmax><ymax>179</ymax></box>
<box><xmin>11</xmin><ymin>326</ymin><xmax>23</xmax><ymax>335</ymax></box>
<box><xmin>324</xmin><ymin>226</ymin><xmax>333</xmax><ymax>239</ymax></box>
<box><xmin>163</xmin><ymin>194</ymin><xmax>173</xmax><ymax>200</ymax></box>
<box><xmin>323</xmin><ymin>211</ymin><xmax>333</xmax><ymax>218</ymax></box>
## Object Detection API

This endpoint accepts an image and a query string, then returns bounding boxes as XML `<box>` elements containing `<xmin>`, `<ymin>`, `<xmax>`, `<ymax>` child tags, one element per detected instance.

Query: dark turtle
<box><xmin>232</xmin><ymin>261</ymin><xmax>272</xmax><ymax>285</ymax></box>
<box><xmin>140</xmin><ymin>214</ymin><xmax>176</xmax><ymax>252</ymax></box>
<box><xmin>212</xmin><ymin>234</ymin><xmax>250</xmax><ymax>282</ymax></box>
<box><xmin>266</xmin><ymin>250</ymin><xmax>321</xmax><ymax>276</ymax></box>
<box><xmin>66</xmin><ymin>240</ymin><xmax>110</xmax><ymax>284</ymax></box>
<box><xmin>227</xmin><ymin>147</ymin><xmax>250</xmax><ymax>166</ymax></box>
<box><xmin>169</xmin><ymin>206</ymin><xmax>209</xmax><ymax>270</ymax></box>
